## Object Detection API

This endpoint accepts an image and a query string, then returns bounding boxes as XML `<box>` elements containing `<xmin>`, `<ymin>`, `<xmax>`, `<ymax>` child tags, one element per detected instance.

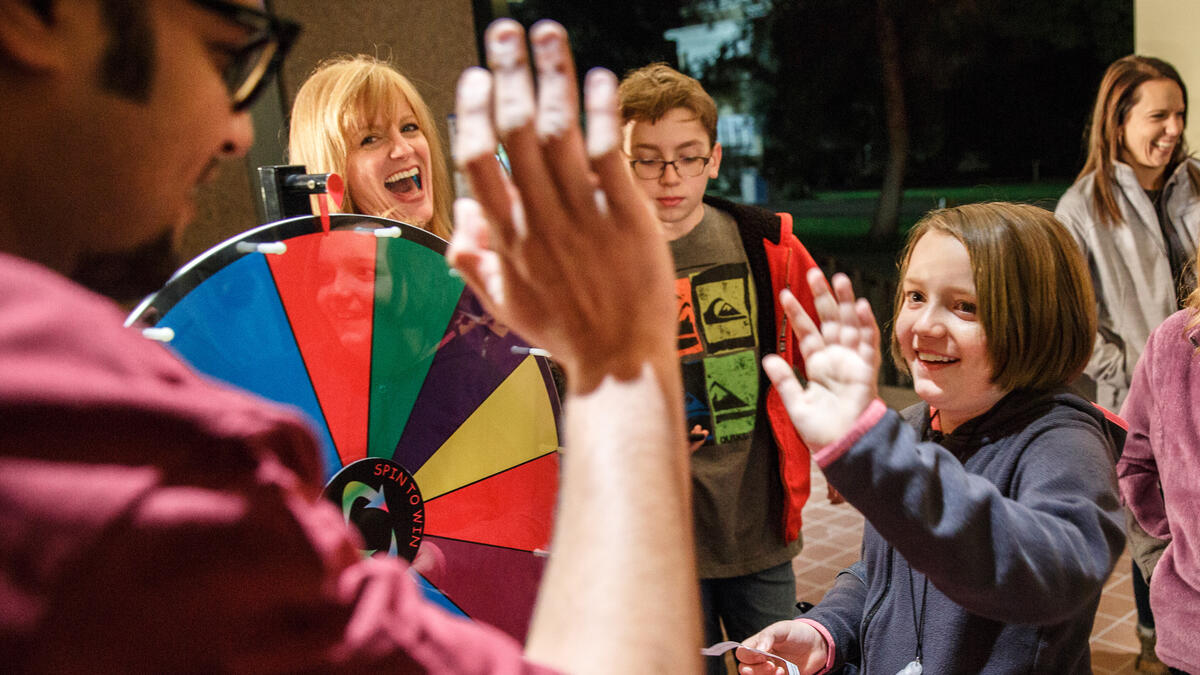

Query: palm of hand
<box><xmin>765</xmin><ymin>270</ymin><xmax>881</xmax><ymax>449</ymax></box>
<box><xmin>794</xmin><ymin>339</ymin><xmax>876</xmax><ymax>436</ymax></box>
<box><xmin>446</xmin><ymin>22</ymin><xmax>676</xmax><ymax>394</ymax></box>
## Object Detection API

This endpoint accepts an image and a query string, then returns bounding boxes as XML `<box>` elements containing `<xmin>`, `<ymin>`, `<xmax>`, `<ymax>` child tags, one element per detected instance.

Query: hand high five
<box><xmin>763</xmin><ymin>269</ymin><xmax>882</xmax><ymax>449</ymax></box>
<box><xmin>447</xmin><ymin>20</ymin><xmax>675</xmax><ymax>395</ymax></box>
<box><xmin>446</xmin><ymin>22</ymin><xmax>699</xmax><ymax>674</ymax></box>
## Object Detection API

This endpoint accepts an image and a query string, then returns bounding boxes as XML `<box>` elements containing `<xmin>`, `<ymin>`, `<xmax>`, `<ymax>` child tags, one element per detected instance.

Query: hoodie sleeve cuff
<box><xmin>812</xmin><ymin>398</ymin><xmax>888</xmax><ymax>468</ymax></box>
<box><xmin>795</xmin><ymin>618</ymin><xmax>837</xmax><ymax>674</ymax></box>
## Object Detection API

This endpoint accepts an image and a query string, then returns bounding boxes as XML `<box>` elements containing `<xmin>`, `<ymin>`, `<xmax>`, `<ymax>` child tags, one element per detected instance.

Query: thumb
<box><xmin>762</xmin><ymin>354</ymin><xmax>806</xmax><ymax>419</ymax></box>
<box><xmin>752</xmin><ymin>634</ymin><xmax>774</xmax><ymax>653</ymax></box>
<box><xmin>761</xmin><ymin>354</ymin><xmax>796</xmax><ymax>390</ymax></box>
<box><xmin>448</xmin><ymin>198</ymin><xmax>501</xmax><ymax>306</ymax></box>
<box><xmin>738</xmin><ymin>632</ymin><xmax>773</xmax><ymax>657</ymax></box>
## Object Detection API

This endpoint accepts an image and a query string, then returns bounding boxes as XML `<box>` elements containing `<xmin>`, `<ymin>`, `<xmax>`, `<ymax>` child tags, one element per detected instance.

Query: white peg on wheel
<box><xmin>141</xmin><ymin>326</ymin><xmax>175</xmax><ymax>342</ymax></box>
<box><xmin>236</xmin><ymin>241</ymin><xmax>287</xmax><ymax>255</ymax></box>
<box><xmin>373</xmin><ymin>227</ymin><xmax>403</xmax><ymax>238</ymax></box>
<box><xmin>511</xmin><ymin>346</ymin><xmax>553</xmax><ymax>358</ymax></box>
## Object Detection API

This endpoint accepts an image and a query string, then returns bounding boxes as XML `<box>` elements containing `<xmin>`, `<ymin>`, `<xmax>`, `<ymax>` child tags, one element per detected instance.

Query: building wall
<box><xmin>1135</xmin><ymin>0</ymin><xmax>1200</xmax><ymax>154</ymax></box>
<box><xmin>180</xmin><ymin>0</ymin><xmax>478</xmax><ymax>263</ymax></box>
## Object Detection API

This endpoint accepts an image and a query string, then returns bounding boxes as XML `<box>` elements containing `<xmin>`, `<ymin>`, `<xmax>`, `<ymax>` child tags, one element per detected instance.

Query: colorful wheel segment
<box><xmin>127</xmin><ymin>215</ymin><xmax>562</xmax><ymax>643</ymax></box>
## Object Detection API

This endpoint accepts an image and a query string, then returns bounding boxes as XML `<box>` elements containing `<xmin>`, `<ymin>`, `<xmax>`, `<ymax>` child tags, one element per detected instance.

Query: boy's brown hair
<box><xmin>618</xmin><ymin>63</ymin><xmax>718</xmax><ymax>147</ymax></box>
<box><xmin>890</xmin><ymin>203</ymin><xmax>1097</xmax><ymax>392</ymax></box>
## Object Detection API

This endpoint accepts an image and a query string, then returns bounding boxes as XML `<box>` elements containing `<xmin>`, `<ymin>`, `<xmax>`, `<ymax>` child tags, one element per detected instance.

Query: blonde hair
<box><xmin>288</xmin><ymin>55</ymin><xmax>452</xmax><ymax>239</ymax></box>
<box><xmin>1187</xmin><ymin>246</ymin><xmax>1200</xmax><ymax>340</ymax></box>
<box><xmin>891</xmin><ymin>203</ymin><xmax>1097</xmax><ymax>392</ymax></box>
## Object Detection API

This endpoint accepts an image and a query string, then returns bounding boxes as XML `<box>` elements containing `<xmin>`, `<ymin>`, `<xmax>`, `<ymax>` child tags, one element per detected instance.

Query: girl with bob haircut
<box><xmin>737</xmin><ymin>203</ymin><xmax>1125</xmax><ymax>675</ymax></box>
<box><xmin>289</xmin><ymin>55</ymin><xmax>453</xmax><ymax>239</ymax></box>
<box><xmin>1118</xmin><ymin>241</ymin><xmax>1200</xmax><ymax>675</ymax></box>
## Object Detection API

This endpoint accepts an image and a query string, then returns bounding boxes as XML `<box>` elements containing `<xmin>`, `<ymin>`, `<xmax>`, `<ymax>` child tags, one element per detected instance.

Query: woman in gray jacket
<box><xmin>1055</xmin><ymin>55</ymin><xmax>1200</xmax><ymax>413</ymax></box>
<box><xmin>1055</xmin><ymin>54</ymin><xmax>1200</xmax><ymax>674</ymax></box>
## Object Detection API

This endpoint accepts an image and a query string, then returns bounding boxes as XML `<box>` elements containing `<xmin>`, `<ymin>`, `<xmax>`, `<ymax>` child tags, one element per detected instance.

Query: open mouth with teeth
<box><xmin>917</xmin><ymin>351</ymin><xmax>958</xmax><ymax>365</ymax></box>
<box><xmin>385</xmin><ymin>167</ymin><xmax>423</xmax><ymax>195</ymax></box>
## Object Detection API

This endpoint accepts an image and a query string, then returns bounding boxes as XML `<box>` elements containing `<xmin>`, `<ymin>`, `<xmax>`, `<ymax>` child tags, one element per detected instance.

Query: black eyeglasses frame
<box><xmin>189</xmin><ymin>0</ymin><xmax>300</xmax><ymax>111</ymax></box>
<box><xmin>627</xmin><ymin>155</ymin><xmax>713</xmax><ymax>180</ymax></box>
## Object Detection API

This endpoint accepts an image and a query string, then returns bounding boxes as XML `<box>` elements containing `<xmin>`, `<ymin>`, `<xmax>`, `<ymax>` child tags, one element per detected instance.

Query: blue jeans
<box><xmin>700</xmin><ymin>560</ymin><xmax>797</xmax><ymax>675</ymax></box>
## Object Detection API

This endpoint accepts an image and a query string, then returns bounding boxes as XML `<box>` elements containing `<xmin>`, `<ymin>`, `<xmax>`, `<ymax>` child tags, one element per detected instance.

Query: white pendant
<box><xmin>896</xmin><ymin>659</ymin><xmax>923</xmax><ymax>675</ymax></box>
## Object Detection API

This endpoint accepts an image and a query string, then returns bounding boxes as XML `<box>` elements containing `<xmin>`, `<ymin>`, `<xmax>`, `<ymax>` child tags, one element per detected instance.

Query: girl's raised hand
<box><xmin>762</xmin><ymin>269</ymin><xmax>881</xmax><ymax>449</ymax></box>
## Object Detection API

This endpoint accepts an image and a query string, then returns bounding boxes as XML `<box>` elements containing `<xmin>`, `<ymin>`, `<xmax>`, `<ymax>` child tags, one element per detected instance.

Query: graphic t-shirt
<box><xmin>671</xmin><ymin>205</ymin><xmax>801</xmax><ymax>578</ymax></box>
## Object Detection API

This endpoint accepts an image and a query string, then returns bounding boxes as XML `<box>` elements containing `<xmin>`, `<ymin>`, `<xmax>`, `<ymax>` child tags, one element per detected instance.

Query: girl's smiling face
<box><xmin>894</xmin><ymin>230</ymin><xmax>1007</xmax><ymax>433</ymax></box>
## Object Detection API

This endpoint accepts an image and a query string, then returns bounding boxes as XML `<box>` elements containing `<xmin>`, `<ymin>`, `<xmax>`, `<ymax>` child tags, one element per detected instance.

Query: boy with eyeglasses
<box><xmin>619</xmin><ymin>63</ymin><xmax>825</xmax><ymax>669</ymax></box>
<box><xmin>1</xmin><ymin>5</ymin><xmax>699</xmax><ymax>672</ymax></box>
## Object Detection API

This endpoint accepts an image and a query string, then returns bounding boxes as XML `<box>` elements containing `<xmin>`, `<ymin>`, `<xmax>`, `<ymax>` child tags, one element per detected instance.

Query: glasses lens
<box><xmin>190</xmin><ymin>0</ymin><xmax>298</xmax><ymax>111</ymax></box>
<box><xmin>229</xmin><ymin>40</ymin><xmax>277</xmax><ymax>108</ymax></box>
<box><xmin>631</xmin><ymin>161</ymin><xmax>663</xmax><ymax>180</ymax></box>
<box><xmin>677</xmin><ymin>157</ymin><xmax>706</xmax><ymax>177</ymax></box>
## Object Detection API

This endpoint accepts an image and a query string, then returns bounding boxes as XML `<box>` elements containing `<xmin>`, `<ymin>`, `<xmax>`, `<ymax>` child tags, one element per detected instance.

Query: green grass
<box><xmin>787</xmin><ymin>216</ymin><xmax>882</xmax><ymax>239</ymax></box>
<box><xmin>810</xmin><ymin>182</ymin><xmax>1070</xmax><ymax>203</ymax></box>
<box><xmin>782</xmin><ymin>182</ymin><xmax>1072</xmax><ymax>243</ymax></box>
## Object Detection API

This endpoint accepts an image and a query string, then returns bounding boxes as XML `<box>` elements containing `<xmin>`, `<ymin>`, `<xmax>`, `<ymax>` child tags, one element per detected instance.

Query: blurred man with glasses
<box><xmin>619</xmin><ymin>63</ymin><xmax>825</xmax><ymax>673</ymax></box>
<box><xmin>0</xmin><ymin>4</ymin><xmax>699</xmax><ymax>672</ymax></box>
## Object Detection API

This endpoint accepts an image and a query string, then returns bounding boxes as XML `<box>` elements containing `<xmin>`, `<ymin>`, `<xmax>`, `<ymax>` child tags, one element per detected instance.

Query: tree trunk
<box><xmin>869</xmin><ymin>0</ymin><xmax>908</xmax><ymax>243</ymax></box>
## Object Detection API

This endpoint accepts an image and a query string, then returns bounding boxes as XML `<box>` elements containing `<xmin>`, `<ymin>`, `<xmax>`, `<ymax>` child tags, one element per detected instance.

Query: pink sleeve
<box><xmin>795</xmin><ymin>618</ymin><xmax>838</xmax><ymax>674</ymax></box>
<box><xmin>39</xmin><ymin>456</ymin><xmax>557</xmax><ymax>674</ymax></box>
<box><xmin>1117</xmin><ymin>334</ymin><xmax>1170</xmax><ymax>539</ymax></box>
<box><xmin>812</xmin><ymin>398</ymin><xmax>888</xmax><ymax>467</ymax></box>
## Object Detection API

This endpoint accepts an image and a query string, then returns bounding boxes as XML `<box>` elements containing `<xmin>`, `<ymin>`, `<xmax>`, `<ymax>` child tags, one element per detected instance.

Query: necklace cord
<box><xmin>908</xmin><ymin>565</ymin><xmax>929</xmax><ymax>663</ymax></box>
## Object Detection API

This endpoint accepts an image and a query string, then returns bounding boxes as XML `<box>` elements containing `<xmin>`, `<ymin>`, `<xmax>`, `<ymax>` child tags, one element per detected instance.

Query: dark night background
<box><xmin>470</xmin><ymin>0</ymin><xmax>1135</xmax><ymax>384</ymax></box>
<box><xmin>476</xmin><ymin>0</ymin><xmax>1133</xmax><ymax>213</ymax></box>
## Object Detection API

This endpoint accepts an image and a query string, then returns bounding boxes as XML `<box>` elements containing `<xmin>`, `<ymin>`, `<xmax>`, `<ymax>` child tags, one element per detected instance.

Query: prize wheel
<box><xmin>127</xmin><ymin>214</ymin><xmax>562</xmax><ymax>642</ymax></box>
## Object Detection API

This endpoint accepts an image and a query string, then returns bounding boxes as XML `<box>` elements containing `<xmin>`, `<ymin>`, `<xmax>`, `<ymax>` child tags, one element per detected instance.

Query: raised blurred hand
<box><xmin>447</xmin><ymin>19</ymin><xmax>674</xmax><ymax>395</ymax></box>
<box><xmin>447</xmin><ymin>20</ymin><xmax>699</xmax><ymax>675</ymax></box>
<box><xmin>762</xmin><ymin>270</ymin><xmax>881</xmax><ymax>449</ymax></box>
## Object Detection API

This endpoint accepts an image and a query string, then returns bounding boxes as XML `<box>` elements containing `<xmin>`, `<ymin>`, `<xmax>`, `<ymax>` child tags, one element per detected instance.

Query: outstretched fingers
<box><xmin>806</xmin><ymin>269</ymin><xmax>872</xmax><ymax>354</ymax></box>
<box><xmin>455</xmin><ymin>67</ymin><xmax>520</xmax><ymax>248</ymax></box>
<box><xmin>830</xmin><ymin>273</ymin><xmax>864</xmax><ymax>351</ymax></box>
<box><xmin>447</xmin><ymin>198</ymin><xmax>503</xmax><ymax>314</ymax></box>
<box><xmin>585</xmin><ymin>69</ymin><xmax>653</xmax><ymax>232</ymax></box>
<box><xmin>529</xmin><ymin>21</ymin><xmax>595</xmax><ymax>216</ymax></box>
<box><xmin>855</xmin><ymin>297</ymin><xmax>882</xmax><ymax>368</ymax></box>
<box><xmin>778</xmin><ymin>287</ymin><xmax>824</xmax><ymax>366</ymax></box>
<box><xmin>483</xmin><ymin>20</ymin><xmax>565</xmax><ymax>236</ymax></box>
<box><xmin>807</xmin><ymin>268</ymin><xmax>842</xmax><ymax>347</ymax></box>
